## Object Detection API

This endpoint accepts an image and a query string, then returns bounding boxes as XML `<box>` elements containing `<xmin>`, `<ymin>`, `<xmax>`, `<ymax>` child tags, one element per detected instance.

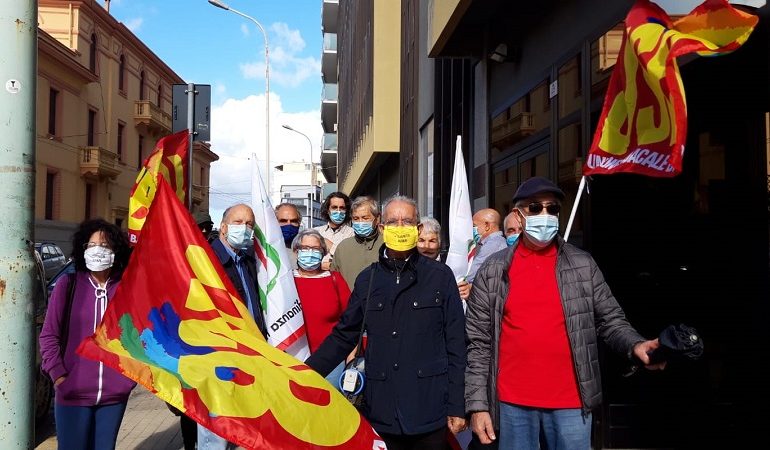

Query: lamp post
<box><xmin>281</xmin><ymin>124</ymin><xmax>316</xmax><ymax>189</ymax></box>
<box><xmin>208</xmin><ymin>0</ymin><xmax>271</xmax><ymax>194</ymax></box>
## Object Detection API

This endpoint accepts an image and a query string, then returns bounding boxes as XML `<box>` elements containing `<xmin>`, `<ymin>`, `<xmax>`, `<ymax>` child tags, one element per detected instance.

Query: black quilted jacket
<box><xmin>464</xmin><ymin>237</ymin><xmax>645</xmax><ymax>427</ymax></box>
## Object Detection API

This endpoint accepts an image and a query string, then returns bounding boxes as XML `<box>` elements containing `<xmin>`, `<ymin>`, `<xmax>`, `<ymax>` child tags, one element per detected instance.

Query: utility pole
<box><xmin>0</xmin><ymin>0</ymin><xmax>38</xmax><ymax>447</ymax></box>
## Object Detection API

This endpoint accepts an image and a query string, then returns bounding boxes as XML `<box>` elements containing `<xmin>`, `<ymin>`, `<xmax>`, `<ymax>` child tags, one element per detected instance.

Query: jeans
<box><xmin>326</xmin><ymin>360</ymin><xmax>346</xmax><ymax>391</ymax></box>
<box><xmin>498</xmin><ymin>403</ymin><xmax>591</xmax><ymax>450</ymax></box>
<box><xmin>54</xmin><ymin>402</ymin><xmax>128</xmax><ymax>450</ymax></box>
<box><xmin>197</xmin><ymin>424</ymin><xmax>238</xmax><ymax>450</ymax></box>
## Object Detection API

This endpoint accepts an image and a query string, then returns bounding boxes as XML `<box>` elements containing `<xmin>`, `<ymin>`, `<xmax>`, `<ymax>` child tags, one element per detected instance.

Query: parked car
<box><xmin>47</xmin><ymin>259</ymin><xmax>75</xmax><ymax>297</ymax></box>
<box><xmin>34</xmin><ymin>242</ymin><xmax>67</xmax><ymax>282</ymax></box>
<box><xmin>32</xmin><ymin>248</ymin><xmax>53</xmax><ymax>423</ymax></box>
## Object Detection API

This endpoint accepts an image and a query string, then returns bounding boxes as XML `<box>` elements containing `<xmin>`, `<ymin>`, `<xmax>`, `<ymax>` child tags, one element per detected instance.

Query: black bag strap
<box><xmin>354</xmin><ymin>263</ymin><xmax>377</xmax><ymax>358</ymax></box>
<box><xmin>59</xmin><ymin>272</ymin><xmax>77</xmax><ymax>359</ymax></box>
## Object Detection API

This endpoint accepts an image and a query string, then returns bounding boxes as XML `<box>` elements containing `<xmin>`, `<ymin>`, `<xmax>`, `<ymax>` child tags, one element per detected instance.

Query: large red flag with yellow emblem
<box><xmin>584</xmin><ymin>0</ymin><xmax>757</xmax><ymax>177</ymax></box>
<box><xmin>127</xmin><ymin>129</ymin><xmax>188</xmax><ymax>245</ymax></box>
<box><xmin>78</xmin><ymin>178</ymin><xmax>386</xmax><ymax>450</ymax></box>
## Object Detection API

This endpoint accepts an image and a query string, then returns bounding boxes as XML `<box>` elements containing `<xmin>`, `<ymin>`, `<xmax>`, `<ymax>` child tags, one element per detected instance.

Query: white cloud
<box><xmin>124</xmin><ymin>17</ymin><xmax>143</xmax><ymax>32</ymax></box>
<box><xmin>215</xmin><ymin>83</ymin><xmax>227</xmax><ymax>95</ymax></box>
<box><xmin>240</xmin><ymin>23</ymin><xmax>250</xmax><ymax>37</ymax></box>
<box><xmin>208</xmin><ymin>93</ymin><xmax>322</xmax><ymax>222</ymax></box>
<box><xmin>239</xmin><ymin>23</ymin><xmax>321</xmax><ymax>88</ymax></box>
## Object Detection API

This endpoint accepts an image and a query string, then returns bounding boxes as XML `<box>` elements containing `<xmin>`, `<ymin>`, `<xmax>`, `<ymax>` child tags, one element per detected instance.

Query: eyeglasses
<box><xmin>382</xmin><ymin>219</ymin><xmax>417</xmax><ymax>227</ymax></box>
<box><xmin>84</xmin><ymin>242</ymin><xmax>111</xmax><ymax>250</ymax></box>
<box><xmin>524</xmin><ymin>202</ymin><xmax>561</xmax><ymax>215</ymax></box>
<box><xmin>298</xmin><ymin>246</ymin><xmax>323</xmax><ymax>252</ymax></box>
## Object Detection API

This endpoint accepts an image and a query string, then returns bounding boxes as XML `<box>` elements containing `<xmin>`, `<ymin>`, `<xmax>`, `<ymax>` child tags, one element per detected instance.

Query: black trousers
<box><xmin>380</xmin><ymin>427</ymin><xmax>449</xmax><ymax>450</ymax></box>
<box><xmin>180</xmin><ymin>414</ymin><xmax>197</xmax><ymax>450</ymax></box>
<box><xmin>468</xmin><ymin>430</ymin><xmax>500</xmax><ymax>450</ymax></box>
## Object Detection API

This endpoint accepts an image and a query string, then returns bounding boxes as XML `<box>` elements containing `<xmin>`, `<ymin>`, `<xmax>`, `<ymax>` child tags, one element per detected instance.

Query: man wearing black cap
<box><xmin>464</xmin><ymin>176</ymin><xmax>664</xmax><ymax>450</ymax></box>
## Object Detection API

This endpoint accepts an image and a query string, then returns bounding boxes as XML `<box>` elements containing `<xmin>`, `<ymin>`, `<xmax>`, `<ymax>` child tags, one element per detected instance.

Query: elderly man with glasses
<box><xmin>307</xmin><ymin>195</ymin><xmax>467</xmax><ymax>450</ymax></box>
<box><xmin>464</xmin><ymin>177</ymin><xmax>664</xmax><ymax>450</ymax></box>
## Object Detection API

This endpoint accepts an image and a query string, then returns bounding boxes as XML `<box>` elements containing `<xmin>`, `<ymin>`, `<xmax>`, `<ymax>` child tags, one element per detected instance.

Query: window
<box><xmin>118</xmin><ymin>55</ymin><xmax>126</xmax><ymax>92</ymax></box>
<box><xmin>45</xmin><ymin>171</ymin><xmax>57</xmax><ymax>220</ymax></box>
<box><xmin>87</xmin><ymin>110</ymin><xmax>96</xmax><ymax>146</ymax></box>
<box><xmin>137</xmin><ymin>135</ymin><xmax>144</xmax><ymax>170</ymax></box>
<box><xmin>117</xmin><ymin>123</ymin><xmax>125</xmax><ymax>161</ymax></box>
<box><xmin>85</xmin><ymin>183</ymin><xmax>93</xmax><ymax>219</ymax></box>
<box><xmin>48</xmin><ymin>88</ymin><xmax>58</xmax><ymax>136</ymax></box>
<box><xmin>139</xmin><ymin>70</ymin><xmax>146</xmax><ymax>100</ymax></box>
<box><xmin>89</xmin><ymin>33</ymin><xmax>97</xmax><ymax>73</ymax></box>
<box><xmin>157</xmin><ymin>83</ymin><xmax>163</xmax><ymax>107</ymax></box>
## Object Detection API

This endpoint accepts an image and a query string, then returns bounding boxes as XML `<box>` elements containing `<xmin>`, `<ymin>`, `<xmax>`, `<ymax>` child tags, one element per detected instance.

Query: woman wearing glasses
<box><xmin>291</xmin><ymin>229</ymin><xmax>351</xmax><ymax>387</ymax></box>
<box><xmin>40</xmin><ymin>219</ymin><xmax>136</xmax><ymax>450</ymax></box>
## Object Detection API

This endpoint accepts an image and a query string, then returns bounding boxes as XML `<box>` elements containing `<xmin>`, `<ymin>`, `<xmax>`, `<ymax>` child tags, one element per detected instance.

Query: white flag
<box><xmin>251</xmin><ymin>156</ymin><xmax>310</xmax><ymax>360</ymax></box>
<box><xmin>445</xmin><ymin>136</ymin><xmax>475</xmax><ymax>283</ymax></box>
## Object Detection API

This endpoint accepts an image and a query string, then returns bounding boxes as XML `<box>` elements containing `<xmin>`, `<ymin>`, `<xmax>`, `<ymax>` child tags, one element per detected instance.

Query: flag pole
<box><xmin>564</xmin><ymin>175</ymin><xmax>586</xmax><ymax>242</ymax></box>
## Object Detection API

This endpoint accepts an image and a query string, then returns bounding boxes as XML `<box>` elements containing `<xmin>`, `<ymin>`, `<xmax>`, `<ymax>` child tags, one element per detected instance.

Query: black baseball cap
<box><xmin>512</xmin><ymin>177</ymin><xmax>565</xmax><ymax>204</ymax></box>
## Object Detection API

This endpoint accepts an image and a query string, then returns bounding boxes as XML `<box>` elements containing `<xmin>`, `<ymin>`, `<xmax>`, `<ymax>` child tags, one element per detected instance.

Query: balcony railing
<box><xmin>323</xmin><ymin>33</ymin><xmax>337</xmax><ymax>52</ymax></box>
<box><xmin>322</xmin><ymin>83</ymin><xmax>338</xmax><ymax>102</ymax></box>
<box><xmin>490</xmin><ymin>112</ymin><xmax>535</xmax><ymax>145</ymax></box>
<box><xmin>80</xmin><ymin>146</ymin><xmax>120</xmax><ymax>179</ymax></box>
<box><xmin>134</xmin><ymin>100</ymin><xmax>172</xmax><ymax>135</ymax></box>
<box><xmin>323</xmin><ymin>133</ymin><xmax>338</xmax><ymax>151</ymax></box>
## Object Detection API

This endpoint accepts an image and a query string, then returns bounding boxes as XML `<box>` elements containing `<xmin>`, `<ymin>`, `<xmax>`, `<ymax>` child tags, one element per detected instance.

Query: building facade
<box><xmin>428</xmin><ymin>0</ymin><xmax>769</xmax><ymax>448</ymax></box>
<box><xmin>36</xmin><ymin>0</ymin><xmax>218</xmax><ymax>253</ymax></box>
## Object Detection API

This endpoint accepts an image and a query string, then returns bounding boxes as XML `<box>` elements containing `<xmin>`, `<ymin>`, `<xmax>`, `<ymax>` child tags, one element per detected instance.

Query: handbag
<box><xmin>338</xmin><ymin>264</ymin><xmax>376</xmax><ymax>409</ymax></box>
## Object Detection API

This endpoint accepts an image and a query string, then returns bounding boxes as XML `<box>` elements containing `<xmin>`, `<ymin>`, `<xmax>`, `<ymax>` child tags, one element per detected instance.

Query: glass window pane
<box><xmin>493</xmin><ymin>165</ymin><xmax>518</xmax><ymax>215</ymax></box>
<box><xmin>490</xmin><ymin>79</ymin><xmax>550</xmax><ymax>158</ymax></box>
<box><xmin>558</xmin><ymin>55</ymin><xmax>582</xmax><ymax>119</ymax></box>
<box><xmin>591</xmin><ymin>23</ymin><xmax>623</xmax><ymax>101</ymax></box>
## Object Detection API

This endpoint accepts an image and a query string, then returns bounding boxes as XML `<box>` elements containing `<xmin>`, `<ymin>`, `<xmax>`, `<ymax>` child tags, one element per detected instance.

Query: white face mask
<box><xmin>84</xmin><ymin>246</ymin><xmax>115</xmax><ymax>272</ymax></box>
<box><xmin>226</xmin><ymin>223</ymin><xmax>254</xmax><ymax>250</ymax></box>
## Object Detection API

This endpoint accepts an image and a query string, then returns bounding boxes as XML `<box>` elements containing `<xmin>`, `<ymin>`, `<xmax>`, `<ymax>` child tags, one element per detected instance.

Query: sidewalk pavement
<box><xmin>36</xmin><ymin>388</ymin><xmax>185</xmax><ymax>450</ymax></box>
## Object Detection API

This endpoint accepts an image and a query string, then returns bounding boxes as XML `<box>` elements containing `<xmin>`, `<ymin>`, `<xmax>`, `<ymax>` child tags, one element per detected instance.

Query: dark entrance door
<box><xmin>592</xmin><ymin>10</ymin><xmax>769</xmax><ymax>448</ymax></box>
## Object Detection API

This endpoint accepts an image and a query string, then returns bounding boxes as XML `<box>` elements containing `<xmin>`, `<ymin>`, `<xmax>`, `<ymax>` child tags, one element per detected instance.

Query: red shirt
<box><xmin>294</xmin><ymin>271</ymin><xmax>351</xmax><ymax>353</ymax></box>
<box><xmin>497</xmin><ymin>243</ymin><xmax>581</xmax><ymax>408</ymax></box>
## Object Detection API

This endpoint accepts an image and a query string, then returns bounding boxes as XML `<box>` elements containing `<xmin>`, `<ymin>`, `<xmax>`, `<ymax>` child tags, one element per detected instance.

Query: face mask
<box><xmin>84</xmin><ymin>246</ymin><xmax>115</xmax><ymax>272</ymax></box>
<box><xmin>522</xmin><ymin>213</ymin><xmax>559</xmax><ymax>249</ymax></box>
<box><xmin>281</xmin><ymin>224</ymin><xmax>300</xmax><ymax>247</ymax></box>
<box><xmin>330</xmin><ymin>210</ymin><xmax>346</xmax><ymax>225</ymax></box>
<box><xmin>472</xmin><ymin>226</ymin><xmax>481</xmax><ymax>243</ymax></box>
<box><xmin>352</xmin><ymin>221</ymin><xmax>374</xmax><ymax>237</ymax></box>
<box><xmin>506</xmin><ymin>233</ymin><xmax>520</xmax><ymax>247</ymax></box>
<box><xmin>383</xmin><ymin>225</ymin><xmax>419</xmax><ymax>252</ymax></box>
<box><xmin>226</xmin><ymin>224</ymin><xmax>254</xmax><ymax>250</ymax></box>
<box><xmin>297</xmin><ymin>249</ymin><xmax>323</xmax><ymax>271</ymax></box>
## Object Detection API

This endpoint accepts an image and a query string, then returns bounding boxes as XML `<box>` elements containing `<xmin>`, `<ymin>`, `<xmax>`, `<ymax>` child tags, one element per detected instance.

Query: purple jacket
<box><xmin>39</xmin><ymin>271</ymin><xmax>136</xmax><ymax>406</ymax></box>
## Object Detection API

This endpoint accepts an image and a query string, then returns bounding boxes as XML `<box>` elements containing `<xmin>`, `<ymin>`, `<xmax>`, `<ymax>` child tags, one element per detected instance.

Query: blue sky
<box><xmin>108</xmin><ymin>0</ymin><xmax>326</xmax><ymax>219</ymax></box>
<box><xmin>109</xmin><ymin>0</ymin><xmax>322</xmax><ymax>112</ymax></box>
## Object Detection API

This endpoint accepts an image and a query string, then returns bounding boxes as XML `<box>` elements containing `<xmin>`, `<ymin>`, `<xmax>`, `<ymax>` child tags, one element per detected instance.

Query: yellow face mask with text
<box><xmin>382</xmin><ymin>225</ymin><xmax>419</xmax><ymax>251</ymax></box>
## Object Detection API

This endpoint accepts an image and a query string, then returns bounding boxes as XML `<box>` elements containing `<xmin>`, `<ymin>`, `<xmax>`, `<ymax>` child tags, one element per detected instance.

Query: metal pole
<box><xmin>186</xmin><ymin>83</ymin><xmax>195</xmax><ymax>211</ymax></box>
<box><xmin>282</xmin><ymin>125</ymin><xmax>315</xmax><ymax>188</ymax></box>
<box><xmin>0</xmin><ymin>0</ymin><xmax>37</xmax><ymax>447</ymax></box>
<box><xmin>564</xmin><ymin>175</ymin><xmax>586</xmax><ymax>242</ymax></box>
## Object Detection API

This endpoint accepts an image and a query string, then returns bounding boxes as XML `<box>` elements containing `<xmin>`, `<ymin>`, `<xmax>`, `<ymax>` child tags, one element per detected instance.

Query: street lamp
<box><xmin>208</xmin><ymin>0</ymin><xmax>271</xmax><ymax>195</ymax></box>
<box><xmin>281</xmin><ymin>124</ymin><xmax>316</xmax><ymax>188</ymax></box>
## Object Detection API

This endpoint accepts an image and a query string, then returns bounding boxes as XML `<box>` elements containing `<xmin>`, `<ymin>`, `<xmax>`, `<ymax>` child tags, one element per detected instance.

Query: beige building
<box><xmin>36</xmin><ymin>0</ymin><xmax>218</xmax><ymax>253</ymax></box>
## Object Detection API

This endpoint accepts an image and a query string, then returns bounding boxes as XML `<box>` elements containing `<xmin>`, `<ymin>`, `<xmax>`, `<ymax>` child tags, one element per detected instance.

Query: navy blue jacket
<box><xmin>211</xmin><ymin>238</ymin><xmax>267</xmax><ymax>337</ymax></box>
<box><xmin>306</xmin><ymin>246</ymin><xmax>466</xmax><ymax>435</ymax></box>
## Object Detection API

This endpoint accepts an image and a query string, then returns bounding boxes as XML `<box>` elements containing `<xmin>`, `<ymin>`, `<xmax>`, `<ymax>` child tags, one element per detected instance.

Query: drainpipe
<box><xmin>0</xmin><ymin>0</ymin><xmax>38</xmax><ymax>448</ymax></box>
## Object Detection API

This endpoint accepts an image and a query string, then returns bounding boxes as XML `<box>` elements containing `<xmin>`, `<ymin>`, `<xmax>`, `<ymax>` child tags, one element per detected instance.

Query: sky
<box><xmin>107</xmin><ymin>0</ymin><xmax>325</xmax><ymax>221</ymax></box>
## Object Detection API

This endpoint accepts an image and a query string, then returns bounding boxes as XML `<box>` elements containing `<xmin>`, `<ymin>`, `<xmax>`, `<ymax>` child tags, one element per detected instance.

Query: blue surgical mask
<box><xmin>226</xmin><ymin>223</ymin><xmax>254</xmax><ymax>250</ymax></box>
<box><xmin>297</xmin><ymin>249</ymin><xmax>323</xmax><ymax>271</ymax></box>
<box><xmin>506</xmin><ymin>233</ymin><xmax>520</xmax><ymax>247</ymax></box>
<box><xmin>330</xmin><ymin>210</ymin><xmax>346</xmax><ymax>224</ymax></box>
<box><xmin>281</xmin><ymin>224</ymin><xmax>300</xmax><ymax>247</ymax></box>
<box><xmin>352</xmin><ymin>221</ymin><xmax>374</xmax><ymax>237</ymax></box>
<box><xmin>472</xmin><ymin>226</ymin><xmax>481</xmax><ymax>243</ymax></box>
<box><xmin>522</xmin><ymin>213</ymin><xmax>559</xmax><ymax>249</ymax></box>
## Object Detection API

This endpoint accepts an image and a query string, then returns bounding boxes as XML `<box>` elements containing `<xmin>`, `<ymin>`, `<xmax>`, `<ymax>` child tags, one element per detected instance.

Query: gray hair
<box><xmin>419</xmin><ymin>216</ymin><xmax>441</xmax><ymax>236</ymax></box>
<box><xmin>381</xmin><ymin>195</ymin><xmax>418</xmax><ymax>221</ymax></box>
<box><xmin>291</xmin><ymin>229</ymin><xmax>328</xmax><ymax>254</ymax></box>
<box><xmin>351</xmin><ymin>196</ymin><xmax>380</xmax><ymax>217</ymax></box>
<box><xmin>275</xmin><ymin>202</ymin><xmax>301</xmax><ymax>218</ymax></box>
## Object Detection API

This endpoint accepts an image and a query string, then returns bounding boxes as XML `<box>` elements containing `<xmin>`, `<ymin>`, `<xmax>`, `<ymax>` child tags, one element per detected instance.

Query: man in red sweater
<box><xmin>465</xmin><ymin>177</ymin><xmax>664</xmax><ymax>450</ymax></box>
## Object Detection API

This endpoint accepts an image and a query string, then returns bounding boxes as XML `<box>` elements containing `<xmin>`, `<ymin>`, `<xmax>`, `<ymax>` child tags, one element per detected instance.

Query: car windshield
<box><xmin>47</xmin><ymin>259</ymin><xmax>75</xmax><ymax>293</ymax></box>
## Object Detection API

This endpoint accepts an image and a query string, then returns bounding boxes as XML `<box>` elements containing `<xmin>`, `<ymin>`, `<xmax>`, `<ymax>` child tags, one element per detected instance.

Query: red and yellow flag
<box><xmin>584</xmin><ymin>0</ymin><xmax>757</xmax><ymax>177</ymax></box>
<box><xmin>78</xmin><ymin>178</ymin><xmax>386</xmax><ymax>450</ymax></box>
<box><xmin>127</xmin><ymin>129</ymin><xmax>189</xmax><ymax>245</ymax></box>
